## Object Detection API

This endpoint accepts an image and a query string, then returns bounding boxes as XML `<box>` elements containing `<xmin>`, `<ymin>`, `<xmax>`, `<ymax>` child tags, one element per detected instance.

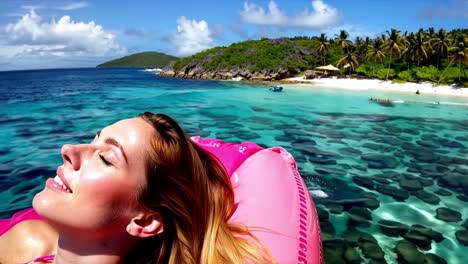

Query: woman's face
<box><xmin>33</xmin><ymin>117</ymin><xmax>155</xmax><ymax>238</ymax></box>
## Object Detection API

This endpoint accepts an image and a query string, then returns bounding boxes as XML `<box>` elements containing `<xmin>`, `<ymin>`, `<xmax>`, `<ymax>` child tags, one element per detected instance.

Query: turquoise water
<box><xmin>0</xmin><ymin>68</ymin><xmax>467</xmax><ymax>263</ymax></box>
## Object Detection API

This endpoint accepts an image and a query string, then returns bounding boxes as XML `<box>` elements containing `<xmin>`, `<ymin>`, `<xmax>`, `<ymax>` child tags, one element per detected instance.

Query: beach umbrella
<box><xmin>315</xmin><ymin>64</ymin><xmax>340</xmax><ymax>71</ymax></box>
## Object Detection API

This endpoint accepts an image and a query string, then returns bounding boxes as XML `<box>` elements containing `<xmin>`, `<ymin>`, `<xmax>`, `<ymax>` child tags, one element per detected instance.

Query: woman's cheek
<box><xmin>85</xmin><ymin>175</ymin><xmax>132</xmax><ymax>204</ymax></box>
<box><xmin>82</xmin><ymin>170</ymin><xmax>116</xmax><ymax>196</ymax></box>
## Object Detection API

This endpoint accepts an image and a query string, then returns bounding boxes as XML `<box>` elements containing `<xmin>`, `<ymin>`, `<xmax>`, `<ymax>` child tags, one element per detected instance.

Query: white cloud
<box><xmin>55</xmin><ymin>2</ymin><xmax>89</xmax><ymax>11</ymax></box>
<box><xmin>240</xmin><ymin>1</ymin><xmax>288</xmax><ymax>26</ymax></box>
<box><xmin>171</xmin><ymin>16</ymin><xmax>213</xmax><ymax>57</ymax></box>
<box><xmin>240</xmin><ymin>0</ymin><xmax>341</xmax><ymax>29</ymax></box>
<box><xmin>2</xmin><ymin>9</ymin><xmax>124</xmax><ymax>58</ymax></box>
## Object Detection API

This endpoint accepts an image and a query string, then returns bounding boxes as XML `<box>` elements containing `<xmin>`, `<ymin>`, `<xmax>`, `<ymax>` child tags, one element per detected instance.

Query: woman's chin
<box><xmin>32</xmin><ymin>190</ymin><xmax>54</xmax><ymax>217</ymax></box>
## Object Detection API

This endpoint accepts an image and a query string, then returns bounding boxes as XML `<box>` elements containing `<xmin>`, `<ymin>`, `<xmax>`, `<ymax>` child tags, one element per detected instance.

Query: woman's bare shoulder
<box><xmin>0</xmin><ymin>220</ymin><xmax>57</xmax><ymax>264</ymax></box>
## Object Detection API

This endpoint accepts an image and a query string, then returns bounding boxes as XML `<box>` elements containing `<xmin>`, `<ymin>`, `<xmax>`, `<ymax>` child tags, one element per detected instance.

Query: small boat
<box><xmin>231</xmin><ymin>77</ymin><xmax>243</xmax><ymax>81</ymax></box>
<box><xmin>369</xmin><ymin>97</ymin><xmax>394</xmax><ymax>107</ymax></box>
<box><xmin>270</xmin><ymin>85</ymin><xmax>283</xmax><ymax>92</ymax></box>
<box><xmin>143</xmin><ymin>68</ymin><xmax>162</xmax><ymax>73</ymax></box>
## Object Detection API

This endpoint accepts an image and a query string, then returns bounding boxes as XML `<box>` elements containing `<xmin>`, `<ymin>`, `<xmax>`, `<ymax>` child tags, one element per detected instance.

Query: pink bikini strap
<box><xmin>24</xmin><ymin>255</ymin><xmax>55</xmax><ymax>264</ymax></box>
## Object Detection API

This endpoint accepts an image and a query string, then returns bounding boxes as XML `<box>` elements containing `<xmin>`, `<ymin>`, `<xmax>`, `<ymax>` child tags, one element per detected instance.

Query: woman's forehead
<box><xmin>102</xmin><ymin>118</ymin><xmax>155</xmax><ymax>150</ymax></box>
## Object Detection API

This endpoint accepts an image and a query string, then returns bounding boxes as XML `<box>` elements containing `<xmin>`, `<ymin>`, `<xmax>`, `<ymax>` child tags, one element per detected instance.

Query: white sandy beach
<box><xmin>282</xmin><ymin>77</ymin><xmax>468</xmax><ymax>98</ymax></box>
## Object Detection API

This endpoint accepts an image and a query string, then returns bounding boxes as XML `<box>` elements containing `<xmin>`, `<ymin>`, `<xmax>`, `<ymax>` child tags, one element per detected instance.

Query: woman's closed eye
<box><xmin>98</xmin><ymin>153</ymin><xmax>112</xmax><ymax>166</ymax></box>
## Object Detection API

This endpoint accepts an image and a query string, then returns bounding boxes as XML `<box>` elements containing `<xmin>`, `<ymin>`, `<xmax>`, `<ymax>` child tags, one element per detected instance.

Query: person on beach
<box><xmin>0</xmin><ymin>112</ymin><xmax>274</xmax><ymax>264</ymax></box>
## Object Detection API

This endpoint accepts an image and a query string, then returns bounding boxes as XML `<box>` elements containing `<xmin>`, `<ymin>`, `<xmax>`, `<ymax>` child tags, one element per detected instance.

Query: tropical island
<box><xmin>97</xmin><ymin>51</ymin><xmax>178</xmax><ymax>68</ymax></box>
<box><xmin>157</xmin><ymin>28</ymin><xmax>468</xmax><ymax>94</ymax></box>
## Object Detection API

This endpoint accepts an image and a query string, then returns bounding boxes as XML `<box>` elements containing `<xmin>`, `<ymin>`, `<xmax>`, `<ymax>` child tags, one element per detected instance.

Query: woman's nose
<box><xmin>61</xmin><ymin>144</ymin><xmax>85</xmax><ymax>171</ymax></box>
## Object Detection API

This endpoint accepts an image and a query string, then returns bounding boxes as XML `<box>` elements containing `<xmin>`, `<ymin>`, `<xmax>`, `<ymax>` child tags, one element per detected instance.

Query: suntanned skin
<box><xmin>0</xmin><ymin>220</ymin><xmax>57</xmax><ymax>264</ymax></box>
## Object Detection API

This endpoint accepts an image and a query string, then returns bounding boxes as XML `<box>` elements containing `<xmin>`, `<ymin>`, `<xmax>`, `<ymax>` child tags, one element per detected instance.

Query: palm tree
<box><xmin>366</xmin><ymin>38</ymin><xmax>386</xmax><ymax>75</ymax></box>
<box><xmin>354</xmin><ymin>36</ymin><xmax>364</xmax><ymax>47</ymax></box>
<box><xmin>316</xmin><ymin>33</ymin><xmax>330</xmax><ymax>66</ymax></box>
<box><xmin>381</xmin><ymin>34</ymin><xmax>387</xmax><ymax>42</ymax></box>
<box><xmin>382</xmin><ymin>29</ymin><xmax>407</xmax><ymax>80</ymax></box>
<box><xmin>406</xmin><ymin>29</ymin><xmax>430</xmax><ymax>67</ymax></box>
<box><xmin>354</xmin><ymin>36</ymin><xmax>368</xmax><ymax>58</ymax></box>
<box><xmin>415</xmin><ymin>29</ymin><xmax>430</xmax><ymax>67</ymax></box>
<box><xmin>364</xmin><ymin>37</ymin><xmax>372</xmax><ymax>47</ymax></box>
<box><xmin>335</xmin><ymin>30</ymin><xmax>352</xmax><ymax>52</ymax></box>
<box><xmin>427</xmin><ymin>27</ymin><xmax>435</xmax><ymax>38</ymax></box>
<box><xmin>430</xmin><ymin>28</ymin><xmax>451</xmax><ymax>69</ymax></box>
<box><xmin>403</xmin><ymin>33</ymin><xmax>416</xmax><ymax>68</ymax></box>
<box><xmin>337</xmin><ymin>45</ymin><xmax>359</xmax><ymax>75</ymax></box>
<box><xmin>448</xmin><ymin>34</ymin><xmax>468</xmax><ymax>81</ymax></box>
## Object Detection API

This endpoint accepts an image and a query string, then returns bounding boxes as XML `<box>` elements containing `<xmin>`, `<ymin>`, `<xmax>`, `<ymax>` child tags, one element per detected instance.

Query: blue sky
<box><xmin>0</xmin><ymin>0</ymin><xmax>466</xmax><ymax>70</ymax></box>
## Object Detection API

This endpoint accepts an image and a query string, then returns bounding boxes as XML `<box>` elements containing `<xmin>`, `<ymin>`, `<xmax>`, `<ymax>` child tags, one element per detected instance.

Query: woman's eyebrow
<box><xmin>96</xmin><ymin>130</ymin><xmax>128</xmax><ymax>164</ymax></box>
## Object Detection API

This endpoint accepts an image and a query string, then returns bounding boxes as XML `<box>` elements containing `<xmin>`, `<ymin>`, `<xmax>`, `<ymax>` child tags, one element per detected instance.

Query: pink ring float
<box><xmin>193</xmin><ymin>137</ymin><xmax>323</xmax><ymax>264</ymax></box>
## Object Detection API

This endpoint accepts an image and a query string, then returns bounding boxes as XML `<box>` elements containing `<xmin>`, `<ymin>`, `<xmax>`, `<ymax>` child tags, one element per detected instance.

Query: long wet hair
<box><xmin>124</xmin><ymin>112</ymin><xmax>274</xmax><ymax>264</ymax></box>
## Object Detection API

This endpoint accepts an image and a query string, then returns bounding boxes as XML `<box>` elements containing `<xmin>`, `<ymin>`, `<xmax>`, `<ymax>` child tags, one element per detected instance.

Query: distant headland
<box><xmin>97</xmin><ymin>51</ymin><xmax>178</xmax><ymax>68</ymax></box>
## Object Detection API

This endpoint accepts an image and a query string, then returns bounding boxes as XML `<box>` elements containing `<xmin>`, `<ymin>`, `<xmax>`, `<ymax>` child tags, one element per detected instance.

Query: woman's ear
<box><xmin>126</xmin><ymin>212</ymin><xmax>163</xmax><ymax>238</ymax></box>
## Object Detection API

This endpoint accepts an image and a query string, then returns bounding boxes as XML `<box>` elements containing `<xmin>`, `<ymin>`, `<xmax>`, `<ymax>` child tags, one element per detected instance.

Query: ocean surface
<box><xmin>0</xmin><ymin>68</ymin><xmax>467</xmax><ymax>263</ymax></box>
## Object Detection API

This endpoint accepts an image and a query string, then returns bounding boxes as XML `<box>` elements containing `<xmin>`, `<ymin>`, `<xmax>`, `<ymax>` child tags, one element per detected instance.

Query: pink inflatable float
<box><xmin>193</xmin><ymin>137</ymin><xmax>323</xmax><ymax>264</ymax></box>
<box><xmin>1</xmin><ymin>137</ymin><xmax>323</xmax><ymax>263</ymax></box>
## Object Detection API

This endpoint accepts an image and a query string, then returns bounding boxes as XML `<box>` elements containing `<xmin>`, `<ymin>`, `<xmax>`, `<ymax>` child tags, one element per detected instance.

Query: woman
<box><xmin>0</xmin><ymin>112</ymin><xmax>273</xmax><ymax>264</ymax></box>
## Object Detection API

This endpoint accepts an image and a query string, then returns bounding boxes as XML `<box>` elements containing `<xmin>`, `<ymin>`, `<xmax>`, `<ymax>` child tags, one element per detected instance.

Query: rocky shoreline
<box><xmin>159</xmin><ymin>66</ymin><xmax>299</xmax><ymax>81</ymax></box>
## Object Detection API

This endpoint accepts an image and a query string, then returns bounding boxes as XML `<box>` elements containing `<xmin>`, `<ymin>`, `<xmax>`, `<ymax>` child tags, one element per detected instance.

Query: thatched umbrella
<box><xmin>315</xmin><ymin>64</ymin><xmax>340</xmax><ymax>77</ymax></box>
<box><xmin>315</xmin><ymin>64</ymin><xmax>340</xmax><ymax>71</ymax></box>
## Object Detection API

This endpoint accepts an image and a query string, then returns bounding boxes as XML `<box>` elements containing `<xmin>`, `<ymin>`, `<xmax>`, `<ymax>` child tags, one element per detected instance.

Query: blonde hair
<box><xmin>124</xmin><ymin>112</ymin><xmax>275</xmax><ymax>264</ymax></box>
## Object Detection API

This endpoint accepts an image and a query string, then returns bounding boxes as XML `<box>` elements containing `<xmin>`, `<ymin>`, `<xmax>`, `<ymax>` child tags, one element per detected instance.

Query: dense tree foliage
<box><xmin>172</xmin><ymin>28</ymin><xmax>468</xmax><ymax>85</ymax></box>
<box><xmin>173</xmin><ymin>38</ymin><xmax>319</xmax><ymax>73</ymax></box>
<box><xmin>97</xmin><ymin>52</ymin><xmax>178</xmax><ymax>68</ymax></box>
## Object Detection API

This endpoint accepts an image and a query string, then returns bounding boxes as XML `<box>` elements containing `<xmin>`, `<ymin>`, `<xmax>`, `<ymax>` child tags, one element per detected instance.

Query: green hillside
<box><xmin>174</xmin><ymin>38</ymin><xmax>321</xmax><ymax>73</ymax></box>
<box><xmin>97</xmin><ymin>51</ymin><xmax>178</xmax><ymax>68</ymax></box>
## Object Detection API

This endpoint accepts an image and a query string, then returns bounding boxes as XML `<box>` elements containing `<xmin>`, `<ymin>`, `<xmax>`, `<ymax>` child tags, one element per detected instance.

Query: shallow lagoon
<box><xmin>0</xmin><ymin>68</ymin><xmax>467</xmax><ymax>263</ymax></box>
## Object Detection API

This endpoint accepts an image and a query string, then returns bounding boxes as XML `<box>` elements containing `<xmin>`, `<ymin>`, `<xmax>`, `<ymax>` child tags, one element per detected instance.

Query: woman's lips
<box><xmin>46</xmin><ymin>178</ymin><xmax>71</xmax><ymax>193</ymax></box>
<box><xmin>56</xmin><ymin>166</ymin><xmax>72</xmax><ymax>192</ymax></box>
